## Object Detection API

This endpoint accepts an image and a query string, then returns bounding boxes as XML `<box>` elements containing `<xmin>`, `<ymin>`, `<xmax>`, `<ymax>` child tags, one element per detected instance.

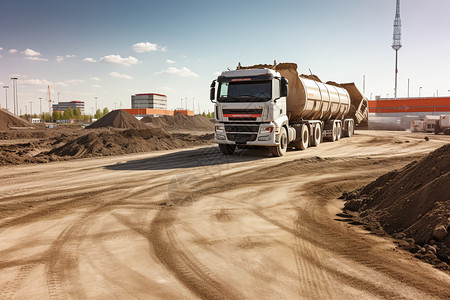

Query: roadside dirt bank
<box><xmin>342</xmin><ymin>143</ymin><xmax>450</xmax><ymax>269</ymax></box>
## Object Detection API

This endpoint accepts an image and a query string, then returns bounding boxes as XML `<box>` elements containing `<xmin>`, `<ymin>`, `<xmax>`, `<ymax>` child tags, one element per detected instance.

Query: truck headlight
<box><xmin>215</xmin><ymin>125</ymin><xmax>224</xmax><ymax>133</ymax></box>
<box><xmin>259</xmin><ymin>126</ymin><xmax>274</xmax><ymax>134</ymax></box>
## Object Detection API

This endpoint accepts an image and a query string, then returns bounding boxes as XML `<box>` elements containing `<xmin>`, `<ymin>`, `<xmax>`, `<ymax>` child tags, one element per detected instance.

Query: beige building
<box><xmin>131</xmin><ymin>93</ymin><xmax>167</xmax><ymax>110</ymax></box>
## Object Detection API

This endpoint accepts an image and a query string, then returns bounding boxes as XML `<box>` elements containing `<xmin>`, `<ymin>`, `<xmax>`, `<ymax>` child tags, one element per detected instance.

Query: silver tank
<box><xmin>276</xmin><ymin>65</ymin><xmax>351</xmax><ymax>121</ymax></box>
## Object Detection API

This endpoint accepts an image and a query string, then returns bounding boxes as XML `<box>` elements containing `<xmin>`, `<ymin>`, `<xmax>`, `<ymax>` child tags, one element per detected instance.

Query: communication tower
<box><xmin>392</xmin><ymin>0</ymin><xmax>402</xmax><ymax>98</ymax></box>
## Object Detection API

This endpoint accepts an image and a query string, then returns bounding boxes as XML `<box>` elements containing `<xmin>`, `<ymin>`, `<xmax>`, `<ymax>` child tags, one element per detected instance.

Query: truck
<box><xmin>434</xmin><ymin>115</ymin><xmax>450</xmax><ymax>135</ymax></box>
<box><xmin>210</xmin><ymin>62</ymin><xmax>369</xmax><ymax>156</ymax></box>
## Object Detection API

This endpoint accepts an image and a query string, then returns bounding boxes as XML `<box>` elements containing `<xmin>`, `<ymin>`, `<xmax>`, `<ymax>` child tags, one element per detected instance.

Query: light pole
<box><xmin>419</xmin><ymin>87</ymin><xmax>422</xmax><ymax>97</ymax></box>
<box><xmin>2</xmin><ymin>86</ymin><xmax>8</xmax><ymax>111</ymax></box>
<box><xmin>29</xmin><ymin>101</ymin><xmax>33</xmax><ymax>121</ymax></box>
<box><xmin>39</xmin><ymin>97</ymin><xmax>42</xmax><ymax>118</ymax></box>
<box><xmin>370</xmin><ymin>93</ymin><xmax>373</xmax><ymax>100</ymax></box>
<box><xmin>94</xmin><ymin>97</ymin><xmax>98</xmax><ymax>112</ymax></box>
<box><xmin>11</xmin><ymin>77</ymin><xmax>18</xmax><ymax>115</ymax></box>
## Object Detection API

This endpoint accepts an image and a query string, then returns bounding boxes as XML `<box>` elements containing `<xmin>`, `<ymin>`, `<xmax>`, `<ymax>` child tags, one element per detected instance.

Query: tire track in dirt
<box><xmin>149</xmin><ymin>208</ymin><xmax>241</xmax><ymax>300</ymax></box>
<box><xmin>0</xmin><ymin>264</ymin><xmax>37</xmax><ymax>299</ymax></box>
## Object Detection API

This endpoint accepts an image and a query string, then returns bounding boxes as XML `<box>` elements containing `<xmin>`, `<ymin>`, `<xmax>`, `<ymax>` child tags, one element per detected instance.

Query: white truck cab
<box><xmin>210</xmin><ymin>68</ymin><xmax>293</xmax><ymax>156</ymax></box>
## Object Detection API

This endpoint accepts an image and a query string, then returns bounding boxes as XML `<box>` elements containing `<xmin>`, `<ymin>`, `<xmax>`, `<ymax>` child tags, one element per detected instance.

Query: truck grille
<box><xmin>222</xmin><ymin>109</ymin><xmax>262</xmax><ymax>120</ymax></box>
<box><xmin>225</xmin><ymin>124</ymin><xmax>260</xmax><ymax>133</ymax></box>
<box><xmin>226</xmin><ymin>133</ymin><xmax>257</xmax><ymax>143</ymax></box>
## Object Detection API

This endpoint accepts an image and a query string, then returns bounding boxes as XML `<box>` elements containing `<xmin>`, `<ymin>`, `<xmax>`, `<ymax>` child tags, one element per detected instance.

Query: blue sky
<box><xmin>1</xmin><ymin>0</ymin><xmax>450</xmax><ymax>115</ymax></box>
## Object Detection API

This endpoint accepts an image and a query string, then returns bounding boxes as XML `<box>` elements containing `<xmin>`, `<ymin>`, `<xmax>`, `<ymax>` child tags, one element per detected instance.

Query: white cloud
<box><xmin>25</xmin><ymin>56</ymin><xmax>48</xmax><ymax>61</ymax></box>
<box><xmin>57</xmin><ymin>54</ymin><xmax>76</xmax><ymax>62</ymax></box>
<box><xmin>65</xmin><ymin>79</ymin><xmax>85</xmax><ymax>84</ymax></box>
<box><xmin>83</xmin><ymin>57</ymin><xmax>97</xmax><ymax>63</ymax></box>
<box><xmin>22</xmin><ymin>79</ymin><xmax>52</xmax><ymax>86</ymax></box>
<box><xmin>8</xmin><ymin>49</ymin><xmax>18</xmax><ymax>54</ymax></box>
<box><xmin>133</xmin><ymin>42</ymin><xmax>167</xmax><ymax>53</ymax></box>
<box><xmin>91</xmin><ymin>84</ymin><xmax>101</xmax><ymax>88</ymax></box>
<box><xmin>110</xmin><ymin>72</ymin><xmax>133</xmax><ymax>79</ymax></box>
<box><xmin>0</xmin><ymin>47</ymin><xmax>3</xmax><ymax>51</ymax></box>
<box><xmin>23</xmin><ymin>49</ymin><xmax>41</xmax><ymax>56</ymax></box>
<box><xmin>91</xmin><ymin>77</ymin><xmax>101</xmax><ymax>81</ymax></box>
<box><xmin>155</xmin><ymin>67</ymin><xmax>199</xmax><ymax>78</ymax></box>
<box><xmin>166</xmin><ymin>59</ymin><xmax>176</xmax><ymax>64</ymax></box>
<box><xmin>99</xmin><ymin>55</ymin><xmax>139</xmax><ymax>66</ymax></box>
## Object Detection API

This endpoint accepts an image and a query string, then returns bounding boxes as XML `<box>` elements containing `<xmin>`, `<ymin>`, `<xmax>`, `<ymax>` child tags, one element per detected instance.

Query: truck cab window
<box><xmin>273</xmin><ymin>79</ymin><xmax>280</xmax><ymax>99</ymax></box>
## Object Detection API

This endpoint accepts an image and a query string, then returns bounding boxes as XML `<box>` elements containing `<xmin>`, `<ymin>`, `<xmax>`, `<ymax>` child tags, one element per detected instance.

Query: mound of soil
<box><xmin>87</xmin><ymin>110</ymin><xmax>148</xmax><ymax>129</ymax></box>
<box><xmin>49</xmin><ymin>128</ymin><xmax>213</xmax><ymax>158</ymax></box>
<box><xmin>342</xmin><ymin>144</ymin><xmax>450</xmax><ymax>268</ymax></box>
<box><xmin>141</xmin><ymin>114</ymin><xmax>214</xmax><ymax>131</ymax></box>
<box><xmin>0</xmin><ymin>109</ymin><xmax>33</xmax><ymax>129</ymax></box>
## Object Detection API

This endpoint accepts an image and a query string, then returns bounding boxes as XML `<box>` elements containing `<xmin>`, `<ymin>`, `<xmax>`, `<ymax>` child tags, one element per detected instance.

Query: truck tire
<box><xmin>311</xmin><ymin>124</ymin><xmax>321</xmax><ymax>146</ymax></box>
<box><xmin>346</xmin><ymin>120</ymin><xmax>353</xmax><ymax>138</ymax></box>
<box><xmin>294</xmin><ymin>124</ymin><xmax>309</xmax><ymax>150</ymax></box>
<box><xmin>219</xmin><ymin>144</ymin><xmax>236</xmax><ymax>155</ymax></box>
<box><xmin>336</xmin><ymin>122</ymin><xmax>341</xmax><ymax>141</ymax></box>
<box><xmin>330</xmin><ymin>122</ymin><xmax>337</xmax><ymax>142</ymax></box>
<box><xmin>270</xmin><ymin>127</ymin><xmax>288</xmax><ymax>156</ymax></box>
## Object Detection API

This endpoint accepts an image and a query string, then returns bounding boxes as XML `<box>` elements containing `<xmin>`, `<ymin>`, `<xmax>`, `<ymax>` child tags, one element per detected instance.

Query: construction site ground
<box><xmin>0</xmin><ymin>130</ymin><xmax>449</xmax><ymax>299</ymax></box>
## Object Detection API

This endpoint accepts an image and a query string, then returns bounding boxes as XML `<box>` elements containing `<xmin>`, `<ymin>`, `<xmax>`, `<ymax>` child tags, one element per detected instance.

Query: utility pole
<box><xmin>11</xmin><ymin>77</ymin><xmax>18</xmax><ymax>115</ymax></box>
<box><xmin>392</xmin><ymin>0</ymin><xmax>402</xmax><ymax>99</ymax></box>
<box><xmin>94</xmin><ymin>97</ymin><xmax>98</xmax><ymax>112</ymax></box>
<box><xmin>2</xmin><ymin>86</ymin><xmax>8</xmax><ymax>111</ymax></box>
<box><xmin>39</xmin><ymin>97</ymin><xmax>42</xmax><ymax>117</ymax></box>
<box><xmin>407</xmin><ymin>78</ymin><xmax>410</xmax><ymax>98</ymax></box>
<box><xmin>363</xmin><ymin>75</ymin><xmax>366</xmax><ymax>94</ymax></box>
<box><xmin>29</xmin><ymin>101</ymin><xmax>33</xmax><ymax>120</ymax></box>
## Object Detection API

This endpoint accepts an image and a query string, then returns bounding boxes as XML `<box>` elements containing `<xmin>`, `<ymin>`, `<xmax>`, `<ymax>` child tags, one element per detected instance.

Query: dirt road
<box><xmin>0</xmin><ymin>131</ymin><xmax>449</xmax><ymax>299</ymax></box>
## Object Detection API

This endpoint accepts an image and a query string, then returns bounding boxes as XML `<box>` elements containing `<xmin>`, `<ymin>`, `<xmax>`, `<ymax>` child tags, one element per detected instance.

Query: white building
<box><xmin>131</xmin><ymin>93</ymin><xmax>167</xmax><ymax>110</ymax></box>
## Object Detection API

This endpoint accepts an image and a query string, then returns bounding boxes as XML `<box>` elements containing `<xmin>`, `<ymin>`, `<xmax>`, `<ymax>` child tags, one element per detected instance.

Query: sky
<box><xmin>1</xmin><ymin>0</ymin><xmax>450</xmax><ymax>115</ymax></box>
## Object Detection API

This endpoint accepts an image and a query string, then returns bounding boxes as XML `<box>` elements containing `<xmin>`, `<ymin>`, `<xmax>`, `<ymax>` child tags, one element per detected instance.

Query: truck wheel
<box><xmin>346</xmin><ymin>121</ymin><xmax>353</xmax><ymax>138</ymax></box>
<box><xmin>219</xmin><ymin>144</ymin><xmax>236</xmax><ymax>155</ymax></box>
<box><xmin>270</xmin><ymin>127</ymin><xmax>288</xmax><ymax>156</ymax></box>
<box><xmin>294</xmin><ymin>124</ymin><xmax>309</xmax><ymax>150</ymax></box>
<box><xmin>311</xmin><ymin>124</ymin><xmax>321</xmax><ymax>146</ymax></box>
<box><xmin>331</xmin><ymin>122</ymin><xmax>337</xmax><ymax>142</ymax></box>
<box><xmin>336</xmin><ymin>122</ymin><xmax>341</xmax><ymax>141</ymax></box>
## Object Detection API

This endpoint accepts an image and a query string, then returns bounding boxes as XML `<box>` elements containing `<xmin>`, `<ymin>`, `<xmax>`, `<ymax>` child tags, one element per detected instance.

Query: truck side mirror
<box><xmin>210</xmin><ymin>80</ymin><xmax>216</xmax><ymax>102</ymax></box>
<box><xmin>280</xmin><ymin>77</ymin><xmax>288</xmax><ymax>97</ymax></box>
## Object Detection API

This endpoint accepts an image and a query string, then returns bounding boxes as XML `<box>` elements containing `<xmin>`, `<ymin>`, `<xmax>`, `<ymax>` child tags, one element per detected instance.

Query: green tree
<box><xmin>63</xmin><ymin>107</ymin><xmax>75</xmax><ymax>120</ymax></box>
<box><xmin>102</xmin><ymin>107</ymin><xmax>109</xmax><ymax>116</ymax></box>
<box><xmin>73</xmin><ymin>108</ymin><xmax>82</xmax><ymax>119</ymax></box>
<box><xmin>52</xmin><ymin>111</ymin><xmax>62</xmax><ymax>121</ymax></box>
<box><xmin>94</xmin><ymin>109</ymin><xmax>103</xmax><ymax>119</ymax></box>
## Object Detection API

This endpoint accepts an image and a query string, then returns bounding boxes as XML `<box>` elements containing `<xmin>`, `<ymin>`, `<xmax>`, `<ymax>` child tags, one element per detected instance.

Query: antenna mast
<box><xmin>392</xmin><ymin>0</ymin><xmax>402</xmax><ymax>98</ymax></box>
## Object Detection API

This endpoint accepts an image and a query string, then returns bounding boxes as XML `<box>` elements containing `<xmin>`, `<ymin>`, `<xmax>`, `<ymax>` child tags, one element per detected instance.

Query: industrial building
<box><xmin>131</xmin><ymin>93</ymin><xmax>167</xmax><ymax>110</ymax></box>
<box><xmin>52</xmin><ymin>101</ymin><xmax>85</xmax><ymax>114</ymax></box>
<box><xmin>368</xmin><ymin>97</ymin><xmax>450</xmax><ymax>130</ymax></box>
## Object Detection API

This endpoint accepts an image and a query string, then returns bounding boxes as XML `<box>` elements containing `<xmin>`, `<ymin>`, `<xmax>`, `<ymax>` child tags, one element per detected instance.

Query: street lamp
<box><xmin>419</xmin><ymin>87</ymin><xmax>423</xmax><ymax>97</ymax></box>
<box><xmin>29</xmin><ymin>101</ymin><xmax>33</xmax><ymax>121</ymax></box>
<box><xmin>2</xmin><ymin>86</ymin><xmax>8</xmax><ymax>111</ymax></box>
<box><xmin>11</xmin><ymin>77</ymin><xmax>18</xmax><ymax>115</ymax></box>
<box><xmin>39</xmin><ymin>97</ymin><xmax>42</xmax><ymax>117</ymax></box>
<box><xmin>94</xmin><ymin>97</ymin><xmax>98</xmax><ymax>112</ymax></box>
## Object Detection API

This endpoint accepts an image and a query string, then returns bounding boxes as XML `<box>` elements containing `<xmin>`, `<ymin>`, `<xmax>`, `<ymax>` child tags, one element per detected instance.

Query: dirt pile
<box><xmin>0</xmin><ymin>109</ymin><xmax>33</xmax><ymax>129</ymax></box>
<box><xmin>87</xmin><ymin>110</ymin><xmax>148</xmax><ymax>129</ymax></box>
<box><xmin>342</xmin><ymin>144</ymin><xmax>450</xmax><ymax>267</ymax></box>
<box><xmin>141</xmin><ymin>114</ymin><xmax>214</xmax><ymax>131</ymax></box>
<box><xmin>49</xmin><ymin>128</ymin><xmax>213</xmax><ymax>158</ymax></box>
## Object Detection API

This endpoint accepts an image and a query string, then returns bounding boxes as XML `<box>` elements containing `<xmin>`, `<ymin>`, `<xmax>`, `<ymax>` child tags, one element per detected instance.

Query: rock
<box><xmin>432</xmin><ymin>225</ymin><xmax>448</xmax><ymax>241</ymax></box>
<box><xmin>344</xmin><ymin>199</ymin><xmax>363</xmax><ymax>211</ymax></box>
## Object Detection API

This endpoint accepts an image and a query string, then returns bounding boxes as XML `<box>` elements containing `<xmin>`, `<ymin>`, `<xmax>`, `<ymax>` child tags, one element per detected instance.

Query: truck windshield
<box><xmin>218</xmin><ymin>81</ymin><xmax>272</xmax><ymax>102</ymax></box>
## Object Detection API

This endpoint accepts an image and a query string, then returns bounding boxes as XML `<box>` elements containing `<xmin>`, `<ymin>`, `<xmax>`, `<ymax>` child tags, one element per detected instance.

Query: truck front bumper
<box><xmin>214</xmin><ymin>122</ymin><xmax>279</xmax><ymax>146</ymax></box>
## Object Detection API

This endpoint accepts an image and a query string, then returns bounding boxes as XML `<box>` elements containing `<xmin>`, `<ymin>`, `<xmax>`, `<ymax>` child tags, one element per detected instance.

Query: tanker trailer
<box><xmin>210</xmin><ymin>62</ymin><xmax>368</xmax><ymax>156</ymax></box>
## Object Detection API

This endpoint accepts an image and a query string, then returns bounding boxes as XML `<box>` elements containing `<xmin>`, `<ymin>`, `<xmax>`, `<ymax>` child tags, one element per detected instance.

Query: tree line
<box><xmin>20</xmin><ymin>107</ymin><xmax>110</xmax><ymax>122</ymax></box>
